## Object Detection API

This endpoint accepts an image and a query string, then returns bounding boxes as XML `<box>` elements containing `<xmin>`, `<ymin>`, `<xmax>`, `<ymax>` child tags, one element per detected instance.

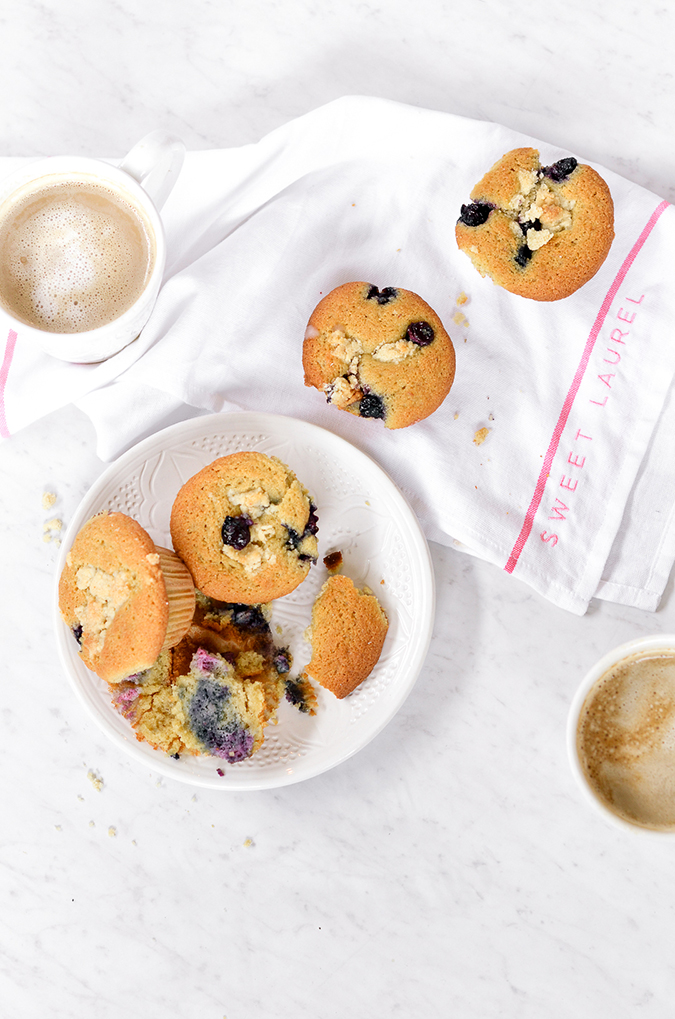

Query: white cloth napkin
<box><xmin>2</xmin><ymin>96</ymin><xmax>674</xmax><ymax>615</ymax></box>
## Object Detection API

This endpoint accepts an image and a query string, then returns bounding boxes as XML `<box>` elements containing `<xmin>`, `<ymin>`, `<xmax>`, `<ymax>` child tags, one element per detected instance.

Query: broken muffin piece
<box><xmin>305</xmin><ymin>575</ymin><xmax>389</xmax><ymax>698</ymax></box>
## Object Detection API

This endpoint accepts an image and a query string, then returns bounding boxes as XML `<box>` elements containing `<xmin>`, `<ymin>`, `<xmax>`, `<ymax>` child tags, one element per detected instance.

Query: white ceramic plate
<box><xmin>54</xmin><ymin>412</ymin><xmax>435</xmax><ymax>789</ymax></box>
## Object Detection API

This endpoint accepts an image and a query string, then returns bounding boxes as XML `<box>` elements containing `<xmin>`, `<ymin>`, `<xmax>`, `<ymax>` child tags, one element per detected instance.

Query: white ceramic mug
<box><xmin>0</xmin><ymin>130</ymin><xmax>185</xmax><ymax>363</ymax></box>
<box><xmin>567</xmin><ymin>634</ymin><xmax>675</xmax><ymax>836</ymax></box>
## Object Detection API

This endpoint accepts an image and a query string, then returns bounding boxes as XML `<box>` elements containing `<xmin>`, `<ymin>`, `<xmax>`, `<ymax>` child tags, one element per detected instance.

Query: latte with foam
<box><xmin>577</xmin><ymin>650</ymin><xmax>675</xmax><ymax>831</ymax></box>
<box><xmin>0</xmin><ymin>174</ymin><xmax>155</xmax><ymax>333</ymax></box>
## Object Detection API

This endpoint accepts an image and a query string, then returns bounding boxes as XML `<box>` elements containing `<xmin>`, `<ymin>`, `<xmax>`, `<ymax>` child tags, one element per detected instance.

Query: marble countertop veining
<box><xmin>2</xmin><ymin>2</ymin><xmax>675</xmax><ymax>1017</ymax></box>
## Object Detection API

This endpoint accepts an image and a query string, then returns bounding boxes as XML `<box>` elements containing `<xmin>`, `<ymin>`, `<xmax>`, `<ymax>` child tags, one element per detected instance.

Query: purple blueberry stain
<box><xmin>186</xmin><ymin>676</ymin><xmax>255</xmax><ymax>762</ymax></box>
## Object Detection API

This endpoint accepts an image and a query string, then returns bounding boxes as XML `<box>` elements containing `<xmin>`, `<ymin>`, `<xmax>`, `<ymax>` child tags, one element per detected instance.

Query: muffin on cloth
<box><xmin>455</xmin><ymin>147</ymin><xmax>614</xmax><ymax>301</ymax></box>
<box><xmin>302</xmin><ymin>281</ymin><xmax>456</xmax><ymax>429</ymax></box>
<box><xmin>304</xmin><ymin>575</ymin><xmax>389</xmax><ymax>698</ymax></box>
<box><xmin>58</xmin><ymin>511</ymin><xmax>195</xmax><ymax>684</ymax></box>
<box><xmin>170</xmin><ymin>451</ymin><xmax>318</xmax><ymax>604</ymax></box>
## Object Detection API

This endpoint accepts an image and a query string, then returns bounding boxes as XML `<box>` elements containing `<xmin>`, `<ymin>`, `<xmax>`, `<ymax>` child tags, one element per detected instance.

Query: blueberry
<box><xmin>72</xmin><ymin>624</ymin><xmax>83</xmax><ymax>645</ymax></box>
<box><xmin>367</xmin><ymin>285</ymin><xmax>398</xmax><ymax>305</ymax></box>
<box><xmin>273</xmin><ymin>648</ymin><xmax>291</xmax><ymax>674</ymax></box>
<box><xmin>171</xmin><ymin>752</ymin><xmax>180</xmax><ymax>760</ymax></box>
<box><xmin>520</xmin><ymin>219</ymin><xmax>541</xmax><ymax>234</ymax></box>
<box><xmin>359</xmin><ymin>393</ymin><xmax>386</xmax><ymax>419</ymax></box>
<box><xmin>407</xmin><ymin>321</ymin><xmax>435</xmax><ymax>346</ymax></box>
<box><xmin>515</xmin><ymin>245</ymin><xmax>533</xmax><ymax>267</ymax></box>
<box><xmin>458</xmin><ymin>202</ymin><xmax>492</xmax><ymax>227</ymax></box>
<box><xmin>305</xmin><ymin>503</ymin><xmax>319</xmax><ymax>536</ymax></box>
<box><xmin>221</xmin><ymin>515</ymin><xmax>252</xmax><ymax>550</ymax></box>
<box><xmin>286</xmin><ymin>527</ymin><xmax>301</xmax><ymax>550</ymax></box>
<box><xmin>285</xmin><ymin>678</ymin><xmax>314</xmax><ymax>713</ymax></box>
<box><xmin>227</xmin><ymin>603</ymin><xmax>269</xmax><ymax>632</ymax></box>
<box><xmin>542</xmin><ymin>157</ymin><xmax>577</xmax><ymax>182</ymax></box>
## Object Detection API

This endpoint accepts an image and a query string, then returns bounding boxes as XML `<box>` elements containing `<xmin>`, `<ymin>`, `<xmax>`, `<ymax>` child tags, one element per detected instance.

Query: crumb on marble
<box><xmin>55</xmin><ymin>824</ymin><xmax>62</xmax><ymax>831</ymax></box>
<box><xmin>473</xmin><ymin>428</ymin><xmax>490</xmax><ymax>446</ymax></box>
<box><xmin>43</xmin><ymin>517</ymin><xmax>62</xmax><ymax>532</ymax></box>
<box><xmin>87</xmin><ymin>770</ymin><xmax>103</xmax><ymax>791</ymax></box>
<box><xmin>108</xmin><ymin>826</ymin><xmax>117</xmax><ymax>838</ymax></box>
<box><xmin>89</xmin><ymin>820</ymin><xmax>95</xmax><ymax>827</ymax></box>
<box><xmin>42</xmin><ymin>491</ymin><xmax>57</xmax><ymax>510</ymax></box>
<box><xmin>244</xmin><ymin>837</ymin><xmax>254</xmax><ymax>848</ymax></box>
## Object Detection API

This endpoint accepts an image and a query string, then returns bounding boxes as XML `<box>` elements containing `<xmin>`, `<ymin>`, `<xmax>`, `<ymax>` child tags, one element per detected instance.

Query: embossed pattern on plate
<box><xmin>54</xmin><ymin>413</ymin><xmax>434</xmax><ymax>789</ymax></box>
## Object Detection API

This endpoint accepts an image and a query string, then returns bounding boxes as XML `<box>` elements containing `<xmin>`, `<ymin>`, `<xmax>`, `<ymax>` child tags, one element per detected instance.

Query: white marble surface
<box><xmin>2</xmin><ymin>1</ymin><xmax>675</xmax><ymax>1016</ymax></box>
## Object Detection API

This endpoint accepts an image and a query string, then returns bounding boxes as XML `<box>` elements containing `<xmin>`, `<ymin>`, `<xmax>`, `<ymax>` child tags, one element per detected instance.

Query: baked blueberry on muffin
<box><xmin>455</xmin><ymin>147</ymin><xmax>614</xmax><ymax>301</ymax></box>
<box><xmin>58</xmin><ymin>511</ymin><xmax>195</xmax><ymax>684</ymax></box>
<box><xmin>304</xmin><ymin>575</ymin><xmax>389</xmax><ymax>699</ymax></box>
<box><xmin>170</xmin><ymin>451</ymin><xmax>319</xmax><ymax>604</ymax></box>
<box><xmin>303</xmin><ymin>282</ymin><xmax>456</xmax><ymax>429</ymax></box>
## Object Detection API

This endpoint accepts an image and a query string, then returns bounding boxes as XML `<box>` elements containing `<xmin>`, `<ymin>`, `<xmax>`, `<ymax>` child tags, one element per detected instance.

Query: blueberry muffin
<box><xmin>170</xmin><ymin>452</ymin><xmax>318</xmax><ymax>604</ymax></box>
<box><xmin>303</xmin><ymin>282</ymin><xmax>456</xmax><ymax>429</ymax></box>
<box><xmin>112</xmin><ymin>646</ymin><xmax>269</xmax><ymax>760</ymax></box>
<box><xmin>304</xmin><ymin>575</ymin><xmax>389</xmax><ymax>699</ymax></box>
<box><xmin>110</xmin><ymin>593</ymin><xmax>312</xmax><ymax>757</ymax></box>
<box><xmin>58</xmin><ymin>511</ymin><xmax>195</xmax><ymax>684</ymax></box>
<box><xmin>455</xmin><ymin>147</ymin><xmax>614</xmax><ymax>301</ymax></box>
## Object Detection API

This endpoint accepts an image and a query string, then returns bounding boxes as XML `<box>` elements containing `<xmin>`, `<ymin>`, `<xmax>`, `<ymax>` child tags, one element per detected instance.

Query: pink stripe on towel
<box><xmin>504</xmin><ymin>199</ymin><xmax>671</xmax><ymax>575</ymax></box>
<box><xmin>0</xmin><ymin>329</ymin><xmax>18</xmax><ymax>438</ymax></box>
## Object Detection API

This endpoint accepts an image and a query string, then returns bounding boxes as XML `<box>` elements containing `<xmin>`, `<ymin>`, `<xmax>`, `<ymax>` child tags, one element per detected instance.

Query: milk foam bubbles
<box><xmin>0</xmin><ymin>174</ymin><xmax>155</xmax><ymax>333</ymax></box>
<box><xmin>576</xmin><ymin>651</ymin><xmax>675</xmax><ymax>831</ymax></box>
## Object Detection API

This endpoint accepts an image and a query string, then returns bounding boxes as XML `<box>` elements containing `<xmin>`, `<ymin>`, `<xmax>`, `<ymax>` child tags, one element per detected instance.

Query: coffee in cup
<box><xmin>570</xmin><ymin>637</ymin><xmax>675</xmax><ymax>832</ymax></box>
<box><xmin>0</xmin><ymin>174</ymin><xmax>156</xmax><ymax>333</ymax></box>
<box><xmin>0</xmin><ymin>130</ymin><xmax>184</xmax><ymax>362</ymax></box>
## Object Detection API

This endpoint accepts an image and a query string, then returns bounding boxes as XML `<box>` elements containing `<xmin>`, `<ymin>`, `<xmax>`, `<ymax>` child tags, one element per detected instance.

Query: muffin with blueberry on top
<box><xmin>170</xmin><ymin>451</ymin><xmax>318</xmax><ymax>604</ymax></box>
<box><xmin>303</xmin><ymin>281</ymin><xmax>456</xmax><ymax>428</ymax></box>
<box><xmin>455</xmin><ymin>147</ymin><xmax>614</xmax><ymax>300</ymax></box>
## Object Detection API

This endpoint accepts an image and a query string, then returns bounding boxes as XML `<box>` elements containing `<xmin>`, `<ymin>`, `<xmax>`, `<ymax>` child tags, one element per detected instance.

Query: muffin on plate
<box><xmin>455</xmin><ymin>147</ymin><xmax>614</xmax><ymax>300</ymax></box>
<box><xmin>304</xmin><ymin>574</ymin><xmax>389</xmax><ymax>698</ymax></box>
<box><xmin>170</xmin><ymin>451</ymin><xmax>319</xmax><ymax>604</ymax></box>
<box><xmin>58</xmin><ymin>511</ymin><xmax>195</xmax><ymax>684</ymax></box>
<box><xmin>110</xmin><ymin>593</ymin><xmax>310</xmax><ymax>758</ymax></box>
<box><xmin>303</xmin><ymin>282</ymin><xmax>456</xmax><ymax>429</ymax></box>
<box><xmin>112</xmin><ymin>646</ymin><xmax>270</xmax><ymax>761</ymax></box>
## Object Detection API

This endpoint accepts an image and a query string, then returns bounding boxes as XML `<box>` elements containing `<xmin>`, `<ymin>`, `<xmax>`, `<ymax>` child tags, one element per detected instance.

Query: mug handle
<box><xmin>118</xmin><ymin>130</ymin><xmax>185</xmax><ymax>210</ymax></box>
